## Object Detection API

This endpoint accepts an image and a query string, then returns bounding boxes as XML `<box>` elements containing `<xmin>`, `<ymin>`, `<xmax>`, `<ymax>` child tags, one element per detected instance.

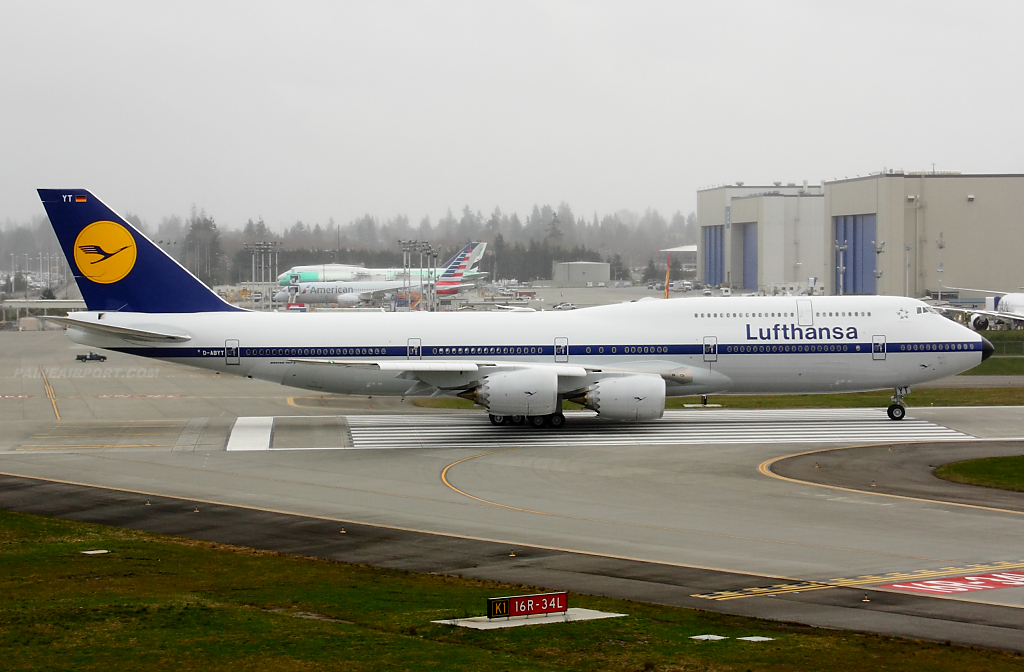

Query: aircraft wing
<box><xmin>289</xmin><ymin>358</ymin><xmax>693</xmax><ymax>384</ymax></box>
<box><xmin>290</xmin><ymin>358</ymin><xmax>586</xmax><ymax>375</ymax></box>
<box><xmin>945</xmin><ymin>286</ymin><xmax>1012</xmax><ymax>296</ymax></box>
<box><xmin>938</xmin><ymin>306</ymin><xmax>1024</xmax><ymax>326</ymax></box>
<box><xmin>42</xmin><ymin>314</ymin><xmax>193</xmax><ymax>342</ymax></box>
<box><xmin>357</xmin><ymin>289</ymin><xmax>398</xmax><ymax>301</ymax></box>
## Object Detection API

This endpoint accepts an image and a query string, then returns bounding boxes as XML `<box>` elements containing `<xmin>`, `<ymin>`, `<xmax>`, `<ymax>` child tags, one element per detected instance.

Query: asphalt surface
<box><xmin>771</xmin><ymin>441</ymin><xmax>1024</xmax><ymax>512</ymax></box>
<box><xmin>4</xmin><ymin>330</ymin><xmax>1024</xmax><ymax>651</ymax></box>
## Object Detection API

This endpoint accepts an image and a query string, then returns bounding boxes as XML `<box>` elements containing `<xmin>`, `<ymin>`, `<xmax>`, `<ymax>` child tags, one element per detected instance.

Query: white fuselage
<box><xmin>997</xmin><ymin>293</ymin><xmax>1024</xmax><ymax>315</ymax></box>
<box><xmin>65</xmin><ymin>296</ymin><xmax>984</xmax><ymax>398</ymax></box>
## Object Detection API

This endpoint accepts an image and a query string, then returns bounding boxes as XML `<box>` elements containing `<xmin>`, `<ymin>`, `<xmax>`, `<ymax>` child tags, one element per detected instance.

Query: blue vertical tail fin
<box><xmin>38</xmin><ymin>189</ymin><xmax>240</xmax><ymax>313</ymax></box>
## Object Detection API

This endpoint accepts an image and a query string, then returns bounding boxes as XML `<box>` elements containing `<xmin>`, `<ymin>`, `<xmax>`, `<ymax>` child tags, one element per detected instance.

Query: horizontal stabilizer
<box><xmin>42</xmin><ymin>315</ymin><xmax>192</xmax><ymax>342</ymax></box>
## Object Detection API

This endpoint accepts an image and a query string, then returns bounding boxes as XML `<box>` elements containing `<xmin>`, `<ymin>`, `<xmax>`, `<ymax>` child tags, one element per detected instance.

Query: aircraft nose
<box><xmin>981</xmin><ymin>337</ymin><xmax>995</xmax><ymax>361</ymax></box>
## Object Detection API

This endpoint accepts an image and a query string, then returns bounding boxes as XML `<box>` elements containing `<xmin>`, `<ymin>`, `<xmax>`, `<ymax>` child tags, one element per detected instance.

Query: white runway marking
<box><xmin>342</xmin><ymin>408</ymin><xmax>972</xmax><ymax>449</ymax></box>
<box><xmin>225</xmin><ymin>417</ymin><xmax>274</xmax><ymax>451</ymax></box>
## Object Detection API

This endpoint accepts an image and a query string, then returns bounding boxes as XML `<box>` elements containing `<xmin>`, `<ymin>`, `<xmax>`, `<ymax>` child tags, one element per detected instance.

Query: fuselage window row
<box><xmin>241</xmin><ymin>341</ymin><xmax>976</xmax><ymax>358</ymax></box>
<box><xmin>693</xmin><ymin>311</ymin><xmax>872</xmax><ymax>318</ymax></box>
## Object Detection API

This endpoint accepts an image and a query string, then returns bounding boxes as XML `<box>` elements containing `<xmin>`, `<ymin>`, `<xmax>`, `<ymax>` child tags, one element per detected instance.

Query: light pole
<box><xmin>835</xmin><ymin>239</ymin><xmax>847</xmax><ymax>296</ymax></box>
<box><xmin>904</xmin><ymin>244</ymin><xmax>913</xmax><ymax>297</ymax></box>
<box><xmin>936</xmin><ymin>234</ymin><xmax>945</xmax><ymax>301</ymax></box>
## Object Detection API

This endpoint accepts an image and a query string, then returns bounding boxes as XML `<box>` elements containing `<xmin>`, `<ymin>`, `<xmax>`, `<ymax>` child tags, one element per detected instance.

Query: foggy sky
<box><xmin>1</xmin><ymin>1</ymin><xmax>1021</xmax><ymax>231</ymax></box>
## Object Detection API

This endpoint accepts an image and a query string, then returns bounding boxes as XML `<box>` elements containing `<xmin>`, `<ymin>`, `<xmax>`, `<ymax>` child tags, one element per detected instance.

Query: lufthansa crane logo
<box><xmin>73</xmin><ymin>221</ymin><xmax>137</xmax><ymax>284</ymax></box>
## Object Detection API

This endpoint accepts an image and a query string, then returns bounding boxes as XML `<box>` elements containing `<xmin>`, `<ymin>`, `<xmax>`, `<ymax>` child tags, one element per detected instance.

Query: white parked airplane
<box><xmin>938</xmin><ymin>286</ymin><xmax>1024</xmax><ymax>330</ymax></box>
<box><xmin>39</xmin><ymin>189</ymin><xmax>992</xmax><ymax>425</ymax></box>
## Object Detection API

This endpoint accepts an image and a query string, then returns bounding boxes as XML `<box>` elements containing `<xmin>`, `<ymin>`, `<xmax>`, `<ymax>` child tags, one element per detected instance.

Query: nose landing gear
<box><xmin>887</xmin><ymin>386</ymin><xmax>908</xmax><ymax>421</ymax></box>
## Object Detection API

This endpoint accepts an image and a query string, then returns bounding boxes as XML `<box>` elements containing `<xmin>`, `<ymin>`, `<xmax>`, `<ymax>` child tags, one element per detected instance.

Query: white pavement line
<box><xmin>225</xmin><ymin>417</ymin><xmax>274</xmax><ymax>451</ymax></box>
<box><xmin>433</xmin><ymin>608</ymin><xmax>626</xmax><ymax>630</ymax></box>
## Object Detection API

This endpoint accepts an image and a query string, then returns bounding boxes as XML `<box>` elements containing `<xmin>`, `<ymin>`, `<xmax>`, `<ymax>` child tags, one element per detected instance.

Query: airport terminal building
<box><xmin>698</xmin><ymin>172</ymin><xmax>1024</xmax><ymax>297</ymax></box>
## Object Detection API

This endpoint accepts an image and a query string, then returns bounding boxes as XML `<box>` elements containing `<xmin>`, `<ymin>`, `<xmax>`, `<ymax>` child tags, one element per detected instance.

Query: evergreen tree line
<box><xmin>2</xmin><ymin>200</ymin><xmax>698</xmax><ymax>289</ymax></box>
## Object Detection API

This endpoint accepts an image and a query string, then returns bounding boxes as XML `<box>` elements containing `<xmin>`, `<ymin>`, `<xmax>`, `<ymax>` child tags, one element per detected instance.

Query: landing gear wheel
<box><xmin>548</xmin><ymin>413</ymin><xmax>566</xmax><ymax>428</ymax></box>
<box><xmin>887</xmin><ymin>404</ymin><xmax>906</xmax><ymax>421</ymax></box>
<box><xmin>489</xmin><ymin>414</ymin><xmax>507</xmax><ymax>425</ymax></box>
<box><xmin>529</xmin><ymin>415</ymin><xmax>547</xmax><ymax>428</ymax></box>
<box><xmin>510</xmin><ymin>415</ymin><xmax>525</xmax><ymax>425</ymax></box>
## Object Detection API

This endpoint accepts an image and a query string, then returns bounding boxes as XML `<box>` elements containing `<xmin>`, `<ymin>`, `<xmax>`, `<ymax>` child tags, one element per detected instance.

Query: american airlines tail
<box><xmin>436</xmin><ymin>242</ymin><xmax>479</xmax><ymax>294</ymax></box>
<box><xmin>38</xmin><ymin>189</ymin><xmax>239</xmax><ymax>313</ymax></box>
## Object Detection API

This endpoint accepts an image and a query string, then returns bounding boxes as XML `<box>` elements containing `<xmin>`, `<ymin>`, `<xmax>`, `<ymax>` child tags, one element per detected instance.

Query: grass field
<box><xmin>960</xmin><ymin>357</ymin><xmax>1024</xmax><ymax>375</ymax></box>
<box><xmin>2</xmin><ymin>511</ymin><xmax>1022</xmax><ymax>671</ymax></box>
<box><xmin>935</xmin><ymin>455</ymin><xmax>1024</xmax><ymax>493</ymax></box>
<box><xmin>414</xmin><ymin>387</ymin><xmax>1024</xmax><ymax>411</ymax></box>
<box><xmin>978</xmin><ymin>330</ymin><xmax>1024</xmax><ymax>343</ymax></box>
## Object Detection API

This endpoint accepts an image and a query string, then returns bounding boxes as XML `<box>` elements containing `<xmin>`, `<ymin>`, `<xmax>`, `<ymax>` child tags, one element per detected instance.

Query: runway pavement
<box><xmin>4</xmin><ymin>330</ymin><xmax>1024</xmax><ymax>650</ymax></box>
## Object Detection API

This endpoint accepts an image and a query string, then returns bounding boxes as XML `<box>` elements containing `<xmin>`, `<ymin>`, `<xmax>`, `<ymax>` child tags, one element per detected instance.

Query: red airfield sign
<box><xmin>487</xmin><ymin>592</ymin><xmax>568</xmax><ymax>619</ymax></box>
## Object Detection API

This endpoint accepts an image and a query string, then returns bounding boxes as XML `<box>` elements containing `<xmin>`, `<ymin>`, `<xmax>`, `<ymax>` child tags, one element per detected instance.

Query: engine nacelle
<box><xmin>969</xmin><ymin>313</ymin><xmax>989</xmax><ymax>331</ymax></box>
<box><xmin>460</xmin><ymin>368</ymin><xmax>559</xmax><ymax>416</ymax></box>
<box><xmin>570</xmin><ymin>375</ymin><xmax>666</xmax><ymax>421</ymax></box>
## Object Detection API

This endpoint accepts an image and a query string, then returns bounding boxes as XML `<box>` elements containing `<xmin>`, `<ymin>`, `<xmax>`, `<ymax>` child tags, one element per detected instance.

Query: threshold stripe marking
<box><xmin>345</xmin><ymin>409</ymin><xmax>969</xmax><ymax>449</ymax></box>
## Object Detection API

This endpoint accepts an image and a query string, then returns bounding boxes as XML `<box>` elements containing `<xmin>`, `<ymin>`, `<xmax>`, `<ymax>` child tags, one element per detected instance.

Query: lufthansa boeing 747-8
<box><xmin>39</xmin><ymin>189</ymin><xmax>993</xmax><ymax>426</ymax></box>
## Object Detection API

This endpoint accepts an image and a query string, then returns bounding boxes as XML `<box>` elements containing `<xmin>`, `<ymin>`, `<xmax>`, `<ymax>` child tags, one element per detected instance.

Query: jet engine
<box><xmin>969</xmin><ymin>313</ymin><xmax>989</xmax><ymax>331</ymax></box>
<box><xmin>569</xmin><ymin>375</ymin><xmax>666</xmax><ymax>421</ymax></box>
<box><xmin>459</xmin><ymin>368</ymin><xmax>559</xmax><ymax>416</ymax></box>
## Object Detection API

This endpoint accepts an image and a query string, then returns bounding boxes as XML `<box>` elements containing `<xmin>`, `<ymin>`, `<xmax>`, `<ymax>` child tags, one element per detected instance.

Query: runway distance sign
<box><xmin>487</xmin><ymin>592</ymin><xmax>568</xmax><ymax>619</ymax></box>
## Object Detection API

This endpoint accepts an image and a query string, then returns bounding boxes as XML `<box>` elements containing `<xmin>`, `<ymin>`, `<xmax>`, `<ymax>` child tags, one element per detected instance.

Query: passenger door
<box><xmin>872</xmin><ymin>334</ymin><xmax>886</xmax><ymax>361</ymax></box>
<box><xmin>225</xmin><ymin>339</ymin><xmax>239</xmax><ymax>365</ymax></box>
<box><xmin>407</xmin><ymin>338</ymin><xmax>421</xmax><ymax>359</ymax></box>
<box><xmin>703</xmin><ymin>336</ymin><xmax>718</xmax><ymax>363</ymax></box>
<box><xmin>554</xmin><ymin>337</ymin><xmax>568</xmax><ymax>363</ymax></box>
<box><xmin>797</xmin><ymin>299</ymin><xmax>813</xmax><ymax>327</ymax></box>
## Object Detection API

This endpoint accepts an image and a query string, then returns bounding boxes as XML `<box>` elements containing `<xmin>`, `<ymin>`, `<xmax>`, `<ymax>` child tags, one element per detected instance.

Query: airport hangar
<box><xmin>697</xmin><ymin>172</ymin><xmax>1024</xmax><ymax>299</ymax></box>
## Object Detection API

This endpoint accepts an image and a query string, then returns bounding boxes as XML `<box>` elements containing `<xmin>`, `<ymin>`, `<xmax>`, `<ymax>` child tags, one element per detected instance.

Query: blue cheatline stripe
<box><xmin>107</xmin><ymin>341</ymin><xmax>983</xmax><ymax>359</ymax></box>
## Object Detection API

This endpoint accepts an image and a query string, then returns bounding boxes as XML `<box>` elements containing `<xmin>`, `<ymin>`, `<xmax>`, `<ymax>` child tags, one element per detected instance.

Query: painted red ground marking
<box><xmin>878</xmin><ymin>572</ymin><xmax>1024</xmax><ymax>594</ymax></box>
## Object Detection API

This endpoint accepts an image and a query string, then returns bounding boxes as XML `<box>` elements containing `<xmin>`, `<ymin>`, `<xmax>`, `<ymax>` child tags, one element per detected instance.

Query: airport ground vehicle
<box><xmin>75</xmin><ymin>351</ymin><xmax>106</xmax><ymax>362</ymax></box>
<box><xmin>39</xmin><ymin>189</ymin><xmax>992</xmax><ymax>426</ymax></box>
<box><xmin>552</xmin><ymin>302</ymin><xmax>578</xmax><ymax>310</ymax></box>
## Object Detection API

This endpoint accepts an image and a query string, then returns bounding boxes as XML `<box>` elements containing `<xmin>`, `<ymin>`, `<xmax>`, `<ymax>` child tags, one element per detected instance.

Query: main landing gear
<box><xmin>887</xmin><ymin>386</ymin><xmax>908</xmax><ymax>421</ymax></box>
<box><xmin>489</xmin><ymin>413</ymin><xmax>566</xmax><ymax>428</ymax></box>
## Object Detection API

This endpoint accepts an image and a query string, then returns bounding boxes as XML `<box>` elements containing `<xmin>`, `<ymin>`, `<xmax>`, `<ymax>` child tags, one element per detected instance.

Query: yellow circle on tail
<box><xmin>73</xmin><ymin>221</ymin><xmax>137</xmax><ymax>284</ymax></box>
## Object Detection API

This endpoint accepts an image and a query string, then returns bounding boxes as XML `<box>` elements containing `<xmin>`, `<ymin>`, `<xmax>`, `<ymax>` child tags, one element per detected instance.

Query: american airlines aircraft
<box><xmin>39</xmin><ymin>189</ymin><xmax>992</xmax><ymax>426</ymax></box>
